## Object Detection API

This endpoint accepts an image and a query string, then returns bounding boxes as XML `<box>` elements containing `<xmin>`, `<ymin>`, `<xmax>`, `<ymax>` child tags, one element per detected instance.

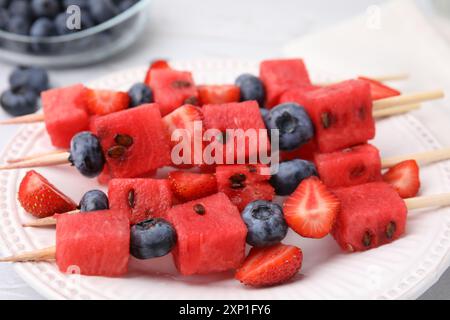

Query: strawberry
<box><xmin>18</xmin><ymin>170</ymin><xmax>77</xmax><ymax>218</ymax></box>
<box><xmin>168</xmin><ymin>171</ymin><xmax>218</xmax><ymax>202</ymax></box>
<box><xmin>86</xmin><ymin>89</ymin><xmax>130</xmax><ymax>116</ymax></box>
<box><xmin>283</xmin><ymin>177</ymin><xmax>340</xmax><ymax>239</ymax></box>
<box><xmin>144</xmin><ymin>59</ymin><xmax>170</xmax><ymax>86</ymax></box>
<box><xmin>197</xmin><ymin>85</ymin><xmax>241</xmax><ymax>105</ymax></box>
<box><xmin>382</xmin><ymin>159</ymin><xmax>420</xmax><ymax>198</ymax></box>
<box><xmin>358</xmin><ymin>77</ymin><xmax>401</xmax><ymax>101</ymax></box>
<box><xmin>235</xmin><ymin>244</ymin><xmax>303</xmax><ymax>287</ymax></box>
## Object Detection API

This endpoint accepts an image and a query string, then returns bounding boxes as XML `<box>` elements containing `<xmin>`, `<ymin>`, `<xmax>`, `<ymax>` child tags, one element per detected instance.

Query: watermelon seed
<box><xmin>114</xmin><ymin>134</ymin><xmax>133</xmax><ymax>148</ymax></box>
<box><xmin>193</xmin><ymin>204</ymin><xmax>206</xmax><ymax>215</ymax></box>
<box><xmin>229</xmin><ymin>173</ymin><xmax>246</xmax><ymax>189</ymax></box>
<box><xmin>247</xmin><ymin>165</ymin><xmax>257</xmax><ymax>173</ymax></box>
<box><xmin>386</xmin><ymin>221</ymin><xmax>396</xmax><ymax>239</ymax></box>
<box><xmin>350</xmin><ymin>165</ymin><xmax>366</xmax><ymax>178</ymax></box>
<box><xmin>172</xmin><ymin>80</ymin><xmax>192</xmax><ymax>89</ymax></box>
<box><xmin>128</xmin><ymin>189</ymin><xmax>136</xmax><ymax>209</ymax></box>
<box><xmin>358</xmin><ymin>107</ymin><xmax>366</xmax><ymax>120</ymax></box>
<box><xmin>107</xmin><ymin>146</ymin><xmax>126</xmax><ymax>159</ymax></box>
<box><xmin>362</xmin><ymin>231</ymin><xmax>372</xmax><ymax>247</ymax></box>
<box><xmin>184</xmin><ymin>96</ymin><xmax>199</xmax><ymax>106</ymax></box>
<box><xmin>321</xmin><ymin>112</ymin><xmax>336</xmax><ymax>129</ymax></box>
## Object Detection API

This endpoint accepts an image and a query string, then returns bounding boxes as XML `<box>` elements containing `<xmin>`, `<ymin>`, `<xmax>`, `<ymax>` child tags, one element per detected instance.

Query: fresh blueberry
<box><xmin>7</xmin><ymin>15</ymin><xmax>30</xmax><ymax>35</ymax></box>
<box><xmin>265</xmin><ymin>103</ymin><xmax>314</xmax><ymax>151</ymax></box>
<box><xmin>54</xmin><ymin>13</ymin><xmax>73</xmax><ymax>35</ymax></box>
<box><xmin>80</xmin><ymin>11</ymin><xmax>96</xmax><ymax>29</ymax></box>
<box><xmin>270</xmin><ymin>159</ymin><xmax>318</xmax><ymax>196</ymax></box>
<box><xmin>9</xmin><ymin>66</ymin><xmax>49</xmax><ymax>93</ymax></box>
<box><xmin>235</xmin><ymin>74</ymin><xmax>266</xmax><ymax>107</ymax></box>
<box><xmin>241</xmin><ymin>200</ymin><xmax>288</xmax><ymax>247</ymax></box>
<box><xmin>128</xmin><ymin>82</ymin><xmax>153</xmax><ymax>108</ymax></box>
<box><xmin>0</xmin><ymin>88</ymin><xmax>39</xmax><ymax>116</ymax></box>
<box><xmin>69</xmin><ymin>132</ymin><xmax>105</xmax><ymax>178</ymax></box>
<box><xmin>31</xmin><ymin>0</ymin><xmax>60</xmax><ymax>18</ymax></box>
<box><xmin>117</xmin><ymin>0</ymin><xmax>138</xmax><ymax>12</ymax></box>
<box><xmin>0</xmin><ymin>8</ymin><xmax>8</xmax><ymax>30</ymax></box>
<box><xmin>63</xmin><ymin>0</ymin><xmax>88</xmax><ymax>9</ymax></box>
<box><xmin>0</xmin><ymin>0</ymin><xmax>10</xmax><ymax>9</ymax></box>
<box><xmin>30</xmin><ymin>17</ymin><xmax>57</xmax><ymax>37</ymax></box>
<box><xmin>130</xmin><ymin>218</ymin><xmax>177</xmax><ymax>260</ymax></box>
<box><xmin>260</xmin><ymin>108</ymin><xmax>269</xmax><ymax>125</ymax></box>
<box><xmin>8</xmin><ymin>0</ymin><xmax>32</xmax><ymax>18</ymax></box>
<box><xmin>79</xmin><ymin>190</ymin><xmax>109</xmax><ymax>212</ymax></box>
<box><xmin>88</xmin><ymin>0</ymin><xmax>119</xmax><ymax>24</ymax></box>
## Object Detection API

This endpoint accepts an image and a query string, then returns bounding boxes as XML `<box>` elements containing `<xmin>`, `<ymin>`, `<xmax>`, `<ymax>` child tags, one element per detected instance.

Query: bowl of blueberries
<box><xmin>0</xmin><ymin>0</ymin><xmax>151</xmax><ymax>67</ymax></box>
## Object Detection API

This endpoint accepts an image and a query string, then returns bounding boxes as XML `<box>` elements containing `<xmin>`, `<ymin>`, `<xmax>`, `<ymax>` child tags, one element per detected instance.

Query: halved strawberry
<box><xmin>197</xmin><ymin>85</ymin><xmax>241</xmax><ymax>105</ymax></box>
<box><xmin>382</xmin><ymin>160</ymin><xmax>420</xmax><ymax>198</ymax></box>
<box><xmin>358</xmin><ymin>77</ymin><xmax>401</xmax><ymax>101</ymax></box>
<box><xmin>86</xmin><ymin>89</ymin><xmax>130</xmax><ymax>116</ymax></box>
<box><xmin>168</xmin><ymin>171</ymin><xmax>218</xmax><ymax>202</ymax></box>
<box><xmin>235</xmin><ymin>244</ymin><xmax>303</xmax><ymax>287</ymax></box>
<box><xmin>144</xmin><ymin>59</ymin><xmax>170</xmax><ymax>86</ymax></box>
<box><xmin>283</xmin><ymin>177</ymin><xmax>340</xmax><ymax>239</ymax></box>
<box><xmin>18</xmin><ymin>170</ymin><xmax>77</xmax><ymax>218</ymax></box>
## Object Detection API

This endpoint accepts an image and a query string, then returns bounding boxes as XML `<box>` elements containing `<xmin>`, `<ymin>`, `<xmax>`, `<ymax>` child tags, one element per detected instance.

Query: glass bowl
<box><xmin>0</xmin><ymin>0</ymin><xmax>151</xmax><ymax>68</ymax></box>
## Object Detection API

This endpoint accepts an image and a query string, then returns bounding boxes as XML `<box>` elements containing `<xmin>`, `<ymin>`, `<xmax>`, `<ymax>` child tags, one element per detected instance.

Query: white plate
<box><xmin>0</xmin><ymin>60</ymin><xmax>450</xmax><ymax>300</ymax></box>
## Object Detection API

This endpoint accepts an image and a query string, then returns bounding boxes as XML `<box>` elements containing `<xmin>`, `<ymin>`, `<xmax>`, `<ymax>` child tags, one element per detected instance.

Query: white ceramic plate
<box><xmin>0</xmin><ymin>60</ymin><xmax>450</xmax><ymax>300</ymax></box>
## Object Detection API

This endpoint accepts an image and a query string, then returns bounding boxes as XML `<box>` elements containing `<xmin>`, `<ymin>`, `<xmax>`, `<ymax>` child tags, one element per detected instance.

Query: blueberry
<box><xmin>241</xmin><ymin>200</ymin><xmax>288</xmax><ymax>247</ymax></box>
<box><xmin>69</xmin><ymin>132</ymin><xmax>105</xmax><ymax>178</ymax></box>
<box><xmin>80</xmin><ymin>11</ymin><xmax>95</xmax><ymax>29</ymax></box>
<box><xmin>235</xmin><ymin>74</ymin><xmax>266</xmax><ymax>107</ymax></box>
<box><xmin>0</xmin><ymin>0</ymin><xmax>10</xmax><ymax>9</ymax></box>
<box><xmin>63</xmin><ymin>0</ymin><xmax>88</xmax><ymax>9</ymax></box>
<box><xmin>7</xmin><ymin>15</ymin><xmax>30</xmax><ymax>35</ymax></box>
<box><xmin>0</xmin><ymin>88</ymin><xmax>39</xmax><ymax>116</ymax></box>
<box><xmin>54</xmin><ymin>13</ymin><xmax>73</xmax><ymax>35</ymax></box>
<box><xmin>128</xmin><ymin>83</ymin><xmax>153</xmax><ymax>108</ymax></box>
<box><xmin>9</xmin><ymin>66</ymin><xmax>49</xmax><ymax>93</ymax></box>
<box><xmin>79</xmin><ymin>190</ymin><xmax>109</xmax><ymax>212</ymax></box>
<box><xmin>117</xmin><ymin>0</ymin><xmax>138</xmax><ymax>12</ymax></box>
<box><xmin>265</xmin><ymin>103</ymin><xmax>314</xmax><ymax>151</ymax></box>
<box><xmin>130</xmin><ymin>218</ymin><xmax>177</xmax><ymax>260</ymax></box>
<box><xmin>270</xmin><ymin>159</ymin><xmax>318</xmax><ymax>196</ymax></box>
<box><xmin>8</xmin><ymin>0</ymin><xmax>32</xmax><ymax>18</ymax></box>
<box><xmin>31</xmin><ymin>0</ymin><xmax>60</xmax><ymax>18</ymax></box>
<box><xmin>30</xmin><ymin>17</ymin><xmax>57</xmax><ymax>37</ymax></box>
<box><xmin>88</xmin><ymin>0</ymin><xmax>119</xmax><ymax>24</ymax></box>
<box><xmin>260</xmin><ymin>108</ymin><xmax>269</xmax><ymax>125</ymax></box>
<box><xmin>0</xmin><ymin>8</ymin><xmax>8</xmax><ymax>30</ymax></box>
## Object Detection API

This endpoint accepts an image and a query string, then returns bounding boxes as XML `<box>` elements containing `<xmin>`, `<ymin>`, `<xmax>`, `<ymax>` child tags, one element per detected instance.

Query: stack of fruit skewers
<box><xmin>0</xmin><ymin>58</ymin><xmax>448</xmax><ymax>285</ymax></box>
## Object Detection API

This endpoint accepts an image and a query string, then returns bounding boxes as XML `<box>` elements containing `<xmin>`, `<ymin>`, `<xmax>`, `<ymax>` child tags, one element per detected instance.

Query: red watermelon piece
<box><xmin>149</xmin><ymin>69</ymin><xmax>199</xmax><ymax>116</ymax></box>
<box><xmin>42</xmin><ymin>84</ymin><xmax>90</xmax><ymax>148</ymax></box>
<box><xmin>94</xmin><ymin>104</ymin><xmax>171</xmax><ymax>178</ymax></box>
<box><xmin>358</xmin><ymin>77</ymin><xmax>401</xmax><ymax>101</ymax></box>
<box><xmin>332</xmin><ymin>182</ymin><xmax>407</xmax><ymax>252</ymax></box>
<box><xmin>56</xmin><ymin>210</ymin><xmax>130</xmax><ymax>276</ymax></box>
<box><xmin>314</xmin><ymin>144</ymin><xmax>382</xmax><ymax>189</ymax></box>
<box><xmin>216</xmin><ymin>164</ymin><xmax>274</xmax><ymax>211</ymax></box>
<box><xmin>197</xmin><ymin>85</ymin><xmax>240</xmax><ymax>105</ymax></box>
<box><xmin>108</xmin><ymin>178</ymin><xmax>174</xmax><ymax>225</ymax></box>
<box><xmin>280</xmin><ymin>140</ymin><xmax>318</xmax><ymax>162</ymax></box>
<box><xmin>260</xmin><ymin>59</ymin><xmax>312</xmax><ymax>108</ymax></box>
<box><xmin>165</xmin><ymin>193</ymin><xmax>247</xmax><ymax>275</ymax></box>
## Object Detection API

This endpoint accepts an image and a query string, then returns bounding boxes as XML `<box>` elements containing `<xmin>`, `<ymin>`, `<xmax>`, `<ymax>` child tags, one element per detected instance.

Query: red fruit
<box><xmin>235</xmin><ymin>244</ymin><xmax>303</xmax><ymax>287</ymax></box>
<box><xmin>358</xmin><ymin>77</ymin><xmax>401</xmax><ymax>101</ymax></box>
<box><xmin>144</xmin><ymin>59</ymin><xmax>170</xmax><ymax>86</ymax></box>
<box><xmin>86</xmin><ymin>89</ymin><xmax>130</xmax><ymax>116</ymax></box>
<box><xmin>168</xmin><ymin>171</ymin><xmax>218</xmax><ymax>202</ymax></box>
<box><xmin>283</xmin><ymin>177</ymin><xmax>340</xmax><ymax>239</ymax></box>
<box><xmin>18</xmin><ymin>170</ymin><xmax>77</xmax><ymax>218</ymax></box>
<box><xmin>197</xmin><ymin>85</ymin><xmax>241</xmax><ymax>105</ymax></box>
<box><xmin>382</xmin><ymin>160</ymin><xmax>420</xmax><ymax>198</ymax></box>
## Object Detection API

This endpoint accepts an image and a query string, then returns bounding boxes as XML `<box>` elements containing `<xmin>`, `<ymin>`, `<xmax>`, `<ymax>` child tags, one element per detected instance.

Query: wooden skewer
<box><xmin>0</xmin><ymin>113</ymin><xmax>45</xmax><ymax>125</ymax></box>
<box><xmin>315</xmin><ymin>73</ymin><xmax>410</xmax><ymax>86</ymax></box>
<box><xmin>0</xmin><ymin>246</ymin><xmax>56</xmax><ymax>262</ymax></box>
<box><xmin>373</xmin><ymin>103</ymin><xmax>420</xmax><ymax>118</ymax></box>
<box><xmin>373</xmin><ymin>90</ymin><xmax>444</xmax><ymax>110</ymax></box>
<box><xmin>7</xmin><ymin>149</ymin><xmax>68</xmax><ymax>164</ymax></box>
<box><xmin>0</xmin><ymin>152</ymin><xmax>70</xmax><ymax>171</ymax></box>
<box><xmin>23</xmin><ymin>209</ymin><xmax>80</xmax><ymax>228</ymax></box>
<box><xmin>381</xmin><ymin>148</ymin><xmax>450</xmax><ymax>169</ymax></box>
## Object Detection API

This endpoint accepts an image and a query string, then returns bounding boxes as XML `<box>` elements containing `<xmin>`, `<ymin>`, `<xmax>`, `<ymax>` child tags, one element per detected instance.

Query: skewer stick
<box><xmin>0</xmin><ymin>113</ymin><xmax>45</xmax><ymax>125</ymax></box>
<box><xmin>8</xmin><ymin>149</ymin><xmax>68</xmax><ymax>164</ymax></box>
<box><xmin>23</xmin><ymin>209</ymin><xmax>80</xmax><ymax>228</ymax></box>
<box><xmin>315</xmin><ymin>73</ymin><xmax>409</xmax><ymax>86</ymax></box>
<box><xmin>373</xmin><ymin>103</ymin><xmax>420</xmax><ymax>118</ymax></box>
<box><xmin>0</xmin><ymin>152</ymin><xmax>70</xmax><ymax>170</ymax></box>
<box><xmin>381</xmin><ymin>148</ymin><xmax>450</xmax><ymax>169</ymax></box>
<box><xmin>0</xmin><ymin>246</ymin><xmax>55</xmax><ymax>262</ymax></box>
<box><xmin>373</xmin><ymin>90</ymin><xmax>444</xmax><ymax>110</ymax></box>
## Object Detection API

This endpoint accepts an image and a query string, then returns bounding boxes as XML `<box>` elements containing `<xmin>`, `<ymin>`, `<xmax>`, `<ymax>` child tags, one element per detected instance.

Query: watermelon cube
<box><xmin>94</xmin><ymin>104</ymin><xmax>171</xmax><ymax>178</ymax></box>
<box><xmin>165</xmin><ymin>193</ymin><xmax>247</xmax><ymax>275</ymax></box>
<box><xmin>202</xmin><ymin>101</ymin><xmax>270</xmax><ymax>164</ymax></box>
<box><xmin>314</xmin><ymin>144</ymin><xmax>382</xmax><ymax>188</ymax></box>
<box><xmin>216</xmin><ymin>164</ymin><xmax>274</xmax><ymax>211</ymax></box>
<box><xmin>42</xmin><ymin>84</ymin><xmax>90</xmax><ymax>148</ymax></box>
<box><xmin>149</xmin><ymin>69</ymin><xmax>199</xmax><ymax>116</ymax></box>
<box><xmin>260</xmin><ymin>59</ymin><xmax>312</xmax><ymax>108</ymax></box>
<box><xmin>108</xmin><ymin>178</ymin><xmax>174</xmax><ymax>225</ymax></box>
<box><xmin>56</xmin><ymin>210</ymin><xmax>130</xmax><ymax>276</ymax></box>
<box><xmin>332</xmin><ymin>182</ymin><xmax>407</xmax><ymax>252</ymax></box>
<box><xmin>280</xmin><ymin>140</ymin><xmax>318</xmax><ymax>162</ymax></box>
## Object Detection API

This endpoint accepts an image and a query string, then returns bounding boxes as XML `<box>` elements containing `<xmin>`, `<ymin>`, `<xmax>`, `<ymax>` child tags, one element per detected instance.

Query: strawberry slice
<box><xmin>358</xmin><ymin>77</ymin><xmax>401</xmax><ymax>101</ymax></box>
<box><xmin>86</xmin><ymin>89</ymin><xmax>130</xmax><ymax>116</ymax></box>
<box><xmin>383</xmin><ymin>159</ymin><xmax>420</xmax><ymax>198</ymax></box>
<box><xmin>283</xmin><ymin>177</ymin><xmax>340</xmax><ymax>239</ymax></box>
<box><xmin>235</xmin><ymin>244</ymin><xmax>303</xmax><ymax>287</ymax></box>
<box><xmin>168</xmin><ymin>171</ymin><xmax>218</xmax><ymax>202</ymax></box>
<box><xmin>144</xmin><ymin>59</ymin><xmax>170</xmax><ymax>86</ymax></box>
<box><xmin>18</xmin><ymin>170</ymin><xmax>77</xmax><ymax>218</ymax></box>
<box><xmin>197</xmin><ymin>85</ymin><xmax>241</xmax><ymax>105</ymax></box>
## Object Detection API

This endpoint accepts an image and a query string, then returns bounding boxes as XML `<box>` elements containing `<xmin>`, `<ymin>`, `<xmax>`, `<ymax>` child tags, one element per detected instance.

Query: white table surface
<box><xmin>0</xmin><ymin>0</ymin><xmax>448</xmax><ymax>300</ymax></box>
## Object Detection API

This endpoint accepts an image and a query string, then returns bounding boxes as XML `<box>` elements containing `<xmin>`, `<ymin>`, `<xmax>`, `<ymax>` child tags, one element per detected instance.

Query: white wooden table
<box><xmin>0</xmin><ymin>0</ymin><xmax>448</xmax><ymax>300</ymax></box>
